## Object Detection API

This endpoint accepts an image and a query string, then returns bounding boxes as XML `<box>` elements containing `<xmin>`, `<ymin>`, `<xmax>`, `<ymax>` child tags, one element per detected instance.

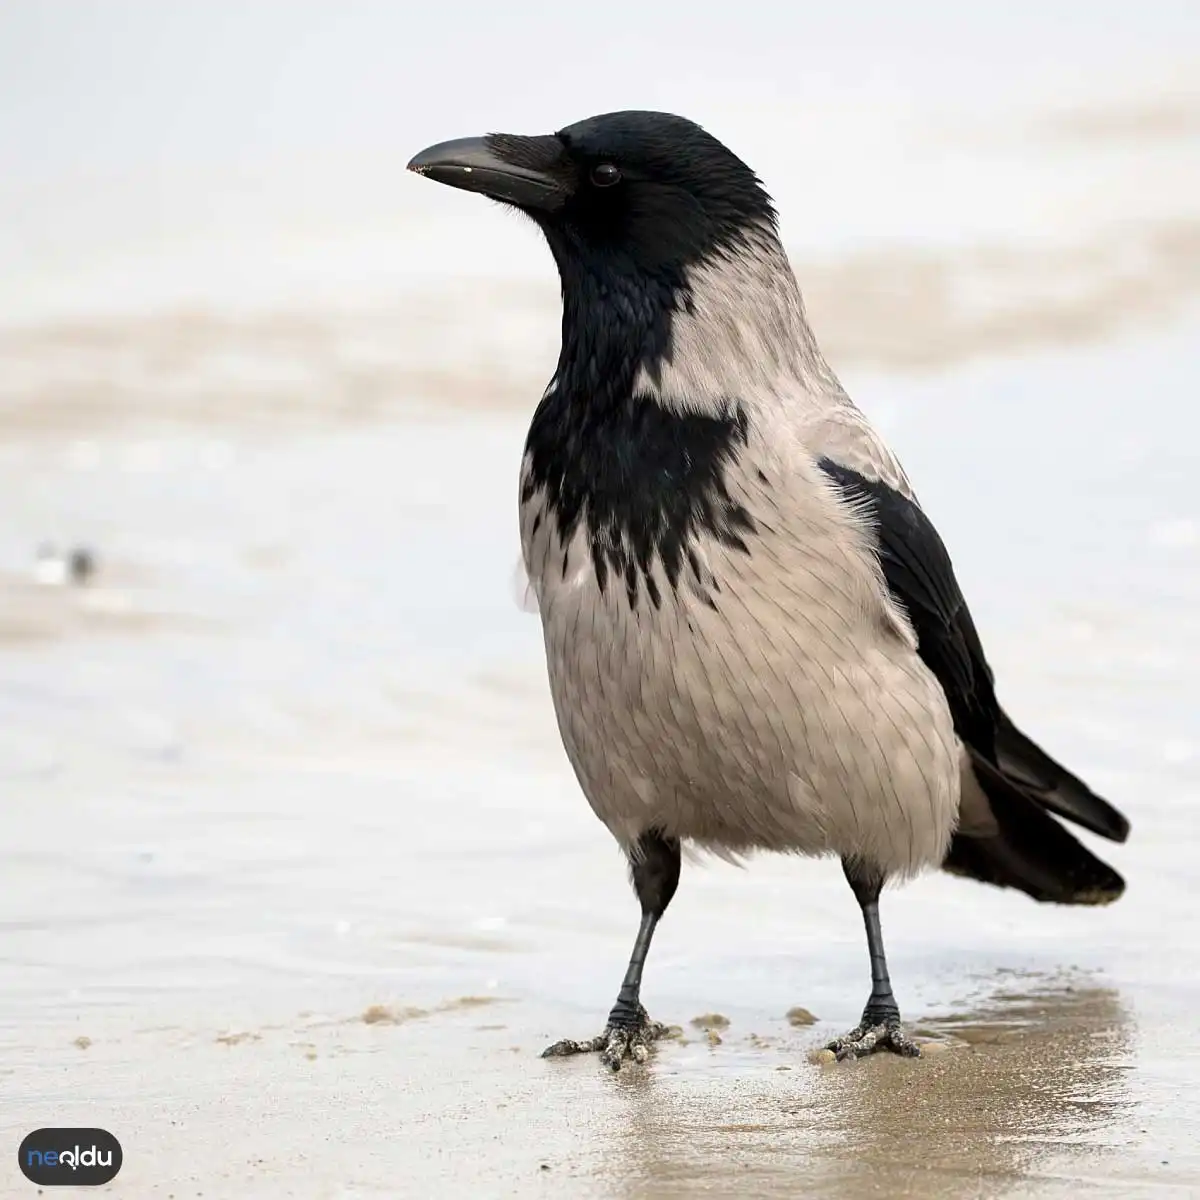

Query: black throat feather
<box><xmin>522</xmin><ymin>245</ymin><xmax>756</xmax><ymax>612</ymax></box>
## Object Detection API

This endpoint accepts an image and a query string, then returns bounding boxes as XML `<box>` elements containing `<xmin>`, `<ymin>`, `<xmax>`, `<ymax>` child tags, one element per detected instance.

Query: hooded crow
<box><xmin>408</xmin><ymin>111</ymin><xmax>1130</xmax><ymax>1066</ymax></box>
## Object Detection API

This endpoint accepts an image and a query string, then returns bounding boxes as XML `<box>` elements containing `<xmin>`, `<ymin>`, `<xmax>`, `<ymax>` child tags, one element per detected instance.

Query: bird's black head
<box><xmin>410</xmin><ymin>113</ymin><xmax>797</xmax><ymax>613</ymax></box>
<box><xmin>408</xmin><ymin>111</ymin><xmax>776</xmax><ymax>282</ymax></box>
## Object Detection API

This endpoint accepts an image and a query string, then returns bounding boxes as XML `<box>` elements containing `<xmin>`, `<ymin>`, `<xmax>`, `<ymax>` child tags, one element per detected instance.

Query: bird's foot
<box><xmin>541</xmin><ymin>1002</ymin><xmax>669</xmax><ymax>1071</ymax></box>
<box><xmin>826</xmin><ymin>1005</ymin><xmax>920</xmax><ymax>1061</ymax></box>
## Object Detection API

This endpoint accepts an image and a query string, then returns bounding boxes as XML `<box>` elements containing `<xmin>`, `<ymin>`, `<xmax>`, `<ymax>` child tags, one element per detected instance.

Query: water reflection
<box><xmin>600</xmin><ymin>980</ymin><xmax>1134</xmax><ymax>1199</ymax></box>
<box><xmin>804</xmin><ymin>984</ymin><xmax>1135</xmax><ymax>1198</ymax></box>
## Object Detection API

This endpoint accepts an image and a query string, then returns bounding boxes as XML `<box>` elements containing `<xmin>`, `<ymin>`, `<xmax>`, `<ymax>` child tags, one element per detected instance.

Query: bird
<box><xmin>407</xmin><ymin>111</ymin><xmax>1131</xmax><ymax>1067</ymax></box>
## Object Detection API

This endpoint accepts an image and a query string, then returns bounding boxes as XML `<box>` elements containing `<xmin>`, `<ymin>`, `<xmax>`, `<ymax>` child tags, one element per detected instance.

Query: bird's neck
<box><xmin>552</xmin><ymin>226</ymin><xmax>844</xmax><ymax>421</ymax></box>
<box><xmin>551</xmin><ymin>259</ymin><xmax>676</xmax><ymax>414</ymax></box>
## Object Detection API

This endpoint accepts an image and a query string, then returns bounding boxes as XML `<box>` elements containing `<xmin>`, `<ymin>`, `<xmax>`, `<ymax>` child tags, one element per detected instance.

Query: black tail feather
<box><xmin>944</xmin><ymin>752</ymin><xmax>1125</xmax><ymax>905</ymax></box>
<box><xmin>814</xmin><ymin>457</ymin><xmax>1129</xmax><ymax>901</ymax></box>
<box><xmin>994</xmin><ymin>711</ymin><xmax>1130</xmax><ymax>843</ymax></box>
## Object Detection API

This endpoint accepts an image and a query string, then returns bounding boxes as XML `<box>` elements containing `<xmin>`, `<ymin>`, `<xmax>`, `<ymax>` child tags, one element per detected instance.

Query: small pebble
<box><xmin>786</xmin><ymin>1006</ymin><xmax>818</xmax><ymax>1027</ymax></box>
<box><xmin>690</xmin><ymin>1013</ymin><xmax>730</xmax><ymax>1030</ymax></box>
<box><xmin>808</xmin><ymin>1048</ymin><xmax>838</xmax><ymax>1066</ymax></box>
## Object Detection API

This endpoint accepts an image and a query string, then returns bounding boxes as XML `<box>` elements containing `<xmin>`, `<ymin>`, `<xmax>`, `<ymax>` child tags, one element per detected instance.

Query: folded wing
<box><xmin>817</xmin><ymin>457</ymin><xmax>1128</xmax><ymax>904</ymax></box>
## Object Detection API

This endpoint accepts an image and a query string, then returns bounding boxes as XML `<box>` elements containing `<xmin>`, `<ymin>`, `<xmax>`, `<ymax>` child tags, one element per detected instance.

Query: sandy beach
<box><xmin>2</xmin><ymin>3</ymin><xmax>1200</xmax><ymax>1196</ymax></box>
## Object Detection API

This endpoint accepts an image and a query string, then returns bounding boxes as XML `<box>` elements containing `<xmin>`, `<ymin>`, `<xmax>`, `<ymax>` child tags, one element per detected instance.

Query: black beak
<box><xmin>407</xmin><ymin>136</ymin><xmax>566</xmax><ymax>211</ymax></box>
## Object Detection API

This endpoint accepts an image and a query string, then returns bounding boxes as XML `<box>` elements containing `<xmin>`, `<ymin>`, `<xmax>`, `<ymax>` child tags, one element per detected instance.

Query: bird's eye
<box><xmin>590</xmin><ymin>163</ymin><xmax>622</xmax><ymax>188</ymax></box>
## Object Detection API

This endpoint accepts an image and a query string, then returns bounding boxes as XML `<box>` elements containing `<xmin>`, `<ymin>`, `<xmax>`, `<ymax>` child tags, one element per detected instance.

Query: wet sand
<box><xmin>9</xmin><ymin>981</ymin><xmax>1193</xmax><ymax>1199</ymax></box>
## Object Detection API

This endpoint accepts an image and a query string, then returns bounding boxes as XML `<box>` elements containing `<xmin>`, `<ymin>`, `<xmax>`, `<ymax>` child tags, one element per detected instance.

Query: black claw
<box><xmin>825</xmin><ymin>1017</ymin><xmax>920</xmax><ymax>1061</ymax></box>
<box><xmin>541</xmin><ymin>1009</ymin><xmax>669</xmax><ymax>1069</ymax></box>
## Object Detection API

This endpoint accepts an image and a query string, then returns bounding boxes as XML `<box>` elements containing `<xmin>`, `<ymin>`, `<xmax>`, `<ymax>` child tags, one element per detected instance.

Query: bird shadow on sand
<box><xmin>587</xmin><ymin>977</ymin><xmax>1135</xmax><ymax>1200</ymax></box>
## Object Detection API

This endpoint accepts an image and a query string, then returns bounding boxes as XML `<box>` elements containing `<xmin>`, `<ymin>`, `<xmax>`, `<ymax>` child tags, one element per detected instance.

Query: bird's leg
<box><xmin>542</xmin><ymin>829</ymin><xmax>680</xmax><ymax>1070</ymax></box>
<box><xmin>826</xmin><ymin>858</ymin><xmax>921</xmax><ymax>1060</ymax></box>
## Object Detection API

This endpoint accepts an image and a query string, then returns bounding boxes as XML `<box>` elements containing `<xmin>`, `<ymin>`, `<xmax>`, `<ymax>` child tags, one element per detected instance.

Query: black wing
<box><xmin>817</xmin><ymin>459</ymin><xmax>999</xmax><ymax>755</ymax></box>
<box><xmin>818</xmin><ymin>458</ymin><xmax>1128</xmax><ymax>903</ymax></box>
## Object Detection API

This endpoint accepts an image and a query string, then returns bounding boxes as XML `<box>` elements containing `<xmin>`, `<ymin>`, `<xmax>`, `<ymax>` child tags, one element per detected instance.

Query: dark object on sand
<box><xmin>35</xmin><ymin>543</ymin><xmax>97</xmax><ymax>586</ymax></box>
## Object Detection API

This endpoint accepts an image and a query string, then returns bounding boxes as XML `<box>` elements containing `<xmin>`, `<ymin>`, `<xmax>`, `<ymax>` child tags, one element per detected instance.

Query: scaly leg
<box><xmin>826</xmin><ymin>858</ymin><xmax>920</xmax><ymax>1060</ymax></box>
<box><xmin>542</xmin><ymin>829</ymin><xmax>680</xmax><ymax>1070</ymax></box>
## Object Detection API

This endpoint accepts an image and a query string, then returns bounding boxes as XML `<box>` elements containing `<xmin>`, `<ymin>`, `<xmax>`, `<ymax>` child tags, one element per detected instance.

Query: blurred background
<box><xmin>2</xmin><ymin>2</ymin><xmax>1199</xmax><ymax>1196</ymax></box>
